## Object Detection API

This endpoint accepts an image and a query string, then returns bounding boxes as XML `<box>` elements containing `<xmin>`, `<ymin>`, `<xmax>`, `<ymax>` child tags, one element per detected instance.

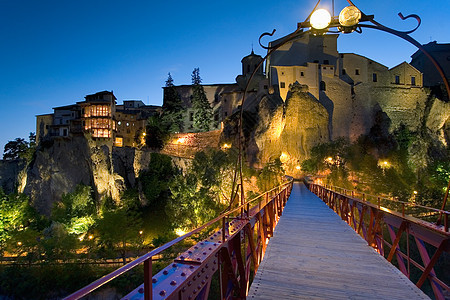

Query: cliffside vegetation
<box><xmin>0</xmin><ymin>150</ymin><xmax>284</xmax><ymax>299</ymax></box>
<box><xmin>302</xmin><ymin>125</ymin><xmax>450</xmax><ymax>210</ymax></box>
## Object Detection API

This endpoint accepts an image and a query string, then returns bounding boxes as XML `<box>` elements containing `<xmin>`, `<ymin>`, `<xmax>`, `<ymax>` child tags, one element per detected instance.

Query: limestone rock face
<box><xmin>0</xmin><ymin>159</ymin><xmax>26</xmax><ymax>194</ymax></box>
<box><xmin>255</xmin><ymin>83</ymin><xmax>329</xmax><ymax>171</ymax></box>
<box><xmin>23</xmin><ymin>136</ymin><xmax>125</xmax><ymax>215</ymax></box>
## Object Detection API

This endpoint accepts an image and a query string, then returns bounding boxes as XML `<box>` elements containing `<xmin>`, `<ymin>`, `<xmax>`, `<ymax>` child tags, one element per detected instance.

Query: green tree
<box><xmin>139</xmin><ymin>153</ymin><xmax>177</xmax><ymax>208</ymax></box>
<box><xmin>257</xmin><ymin>158</ymin><xmax>285</xmax><ymax>192</ymax></box>
<box><xmin>2</xmin><ymin>133</ymin><xmax>37</xmax><ymax>161</ymax></box>
<box><xmin>96</xmin><ymin>208</ymin><xmax>143</xmax><ymax>264</ymax></box>
<box><xmin>145</xmin><ymin>115</ymin><xmax>170</xmax><ymax>150</ymax></box>
<box><xmin>3</xmin><ymin>138</ymin><xmax>28</xmax><ymax>160</ymax></box>
<box><xmin>167</xmin><ymin>150</ymin><xmax>232</xmax><ymax>230</ymax></box>
<box><xmin>161</xmin><ymin>73</ymin><xmax>184</xmax><ymax>133</ymax></box>
<box><xmin>51</xmin><ymin>184</ymin><xmax>96</xmax><ymax>235</ymax></box>
<box><xmin>0</xmin><ymin>192</ymin><xmax>41</xmax><ymax>249</ymax></box>
<box><xmin>191</xmin><ymin>68</ymin><xmax>213</xmax><ymax>132</ymax></box>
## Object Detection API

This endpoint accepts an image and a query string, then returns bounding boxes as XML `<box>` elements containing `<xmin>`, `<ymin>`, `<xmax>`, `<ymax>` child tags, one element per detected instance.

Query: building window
<box><xmin>300</xmin><ymin>72</ymin><xmax>304</xmax><ymax>77</ymax></box>
<box><xmin>395</xmin><ymin>75</ymin><xmax>400</xmax><ymax>84</ymax></box>
<box><xmin>264</xmin><ymin>85</ymin><xmax>268</xmax><ymax>89</ymax></box>
<box><xmin>342</xmin><ymin>69</ymin><xmax>346</xmax><ymax>75</ymax></box>
<box><xmin>63</xmin><ymin>129</ymin><xmax>68</xmax><ymax>136</ymax></box>
<box><xmin>355</xmin><ymin>69</ymin><xmax>360</xmax><ymax>75</ymax></box>
<box><xmin>224</xmin><ymin>112</ymin><xmax>228</xmax><ymax>117</ymax></box>
<box><xmin>324</xmin><ymin>60</ymin><xmax>329</xmax><ymax>65</ymax></box>
<box><xmin>411</xmin><ymin>76</ymin><xmax>416</xmax><ymax>86</ymax></box>
<box><xmin>314</xmin><ymin>60</ymin><xmax>319</xmax><ymax>63</ymax></box>
<box><xmin>323</xmin><ymin>67</ymin><xmax>327</xmax><ymax>70</ymax></box>
<box><xmin>372</xmin><ymin>73</ymin><xmax>377</xmax><ymax>82</ymax></box>
<box><xmin>320</xmin><ymin>81</ymin><xmax>326</xmax><ymax>91</ymax></box>
<box><xmin>280</xmin><ymin>82</ymin><xmax>286</xmax><ymax>89</ymax></box>
<box><xmin>281</xmin><ymin>71</ymin><xmax>285</xmax><ymax>75</ymax></box>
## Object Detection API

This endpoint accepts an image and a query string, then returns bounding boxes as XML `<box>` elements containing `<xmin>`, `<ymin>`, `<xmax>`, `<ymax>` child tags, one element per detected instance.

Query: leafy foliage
<box><xmin>161</xmin><ymin>73</ymin><xmax>184</xmax><ymax>133</ymax></box>
<box><xmin>95</xmin><ymin>208</ymin><xmax>143</xmax><ymax>264</ymax></box>
<box><xmin>139</xmin><ymin>153</ymin><xmax>177</xmax><ymax>208</ymax></box>
<box><xmin>167</xmin><ymin>149</ymin><xmax>234</xmax><ymax>229</ymax></box>
<box><xmin>145</xmin><ymin>115</ymin><xmax>170</xmax><ymax>150</ymax></box>
<box><xmin>2</xmin><ymin>133</ymin><xmax>36</xmax><ymax>161</ymax></box>
<box><xmin>257</xmin><ymin>158</ymin><xmax>285</xmax><ymax>192</ymax></box>
<box><xmin>191</xmin><ymin>68</ymin><xmax>213</xmax><ymax>132</ymax></box>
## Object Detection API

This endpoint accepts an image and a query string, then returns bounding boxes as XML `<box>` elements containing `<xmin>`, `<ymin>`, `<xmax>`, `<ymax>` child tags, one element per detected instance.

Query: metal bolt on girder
<box><xmin>170</xmin><ymin>280</ymin><xmax>177</xmax><ymax>286</ymax></box>
<box><xmin>138</xmin><ymin>288</ymin><xmax>144</xmax><ymax>294</ymax></box>
<box><xmin>152</xmin><ymin>278</ymin><xmax>157</xmax><ymax>283</ymax></box>
<box><xmin>159</xmin><ymin>290</ymin><xmax>166</xmax><ymax>296</ymax></box>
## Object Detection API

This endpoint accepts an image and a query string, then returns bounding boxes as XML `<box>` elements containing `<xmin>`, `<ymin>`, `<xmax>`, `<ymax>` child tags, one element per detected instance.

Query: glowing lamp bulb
<box><xmin>296</xmin><ymin>165</ymin><xmax>301</xmax><ymax>170</ymax></box>
<box><xmin>339</xmin><ymin>6</ymin><xmax>361</xmax><ymax>27</ymax></box>
<box><xmin>310</xmin><ymin>9</ymin><xmax>332</xmax><ymax>30</ymax></box>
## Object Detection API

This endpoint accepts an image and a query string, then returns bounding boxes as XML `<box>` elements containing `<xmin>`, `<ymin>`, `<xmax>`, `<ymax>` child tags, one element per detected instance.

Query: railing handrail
<box><xmin>64</xmin><ymin>179</ymin><xmax>293</xmax><ymax>299</ymax></box>
<box><xmin>312</xmin><ymin>183</ymin><xmax>449</xmax><ymax>235</ymax></box>
<box><xmin>324</xmin><ymin>184</ymin><xmax>450</xmax><ymax>215</ymax></box>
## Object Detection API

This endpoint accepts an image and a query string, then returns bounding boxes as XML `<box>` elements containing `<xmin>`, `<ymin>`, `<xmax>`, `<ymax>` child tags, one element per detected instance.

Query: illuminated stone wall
<box><xmin>161</xmin><ymin>130</ymin><xmax>222</xmax><ymax>159</ymax></box>
<box><xmin>255</xmin><ymin>84</ymin><xmax>329</xmax><ymax>174</ymax></box>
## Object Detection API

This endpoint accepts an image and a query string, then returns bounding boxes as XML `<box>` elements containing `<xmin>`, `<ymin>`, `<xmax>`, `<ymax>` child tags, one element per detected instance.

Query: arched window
<box><xmin>320</xmin><ymin>81</ymin><xmax>326</xmax><ymax>91</ymax></box>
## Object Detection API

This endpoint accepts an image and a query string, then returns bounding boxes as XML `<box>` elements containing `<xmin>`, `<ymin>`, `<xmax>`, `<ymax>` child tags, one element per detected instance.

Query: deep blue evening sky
<box><xmin>0</xmin><ymin>0</ymin><xmax>449</xmax><ymax>153</ymax></box>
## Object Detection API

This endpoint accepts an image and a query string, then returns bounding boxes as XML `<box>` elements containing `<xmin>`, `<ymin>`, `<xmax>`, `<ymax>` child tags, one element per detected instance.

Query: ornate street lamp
<box><xmin>233</xmin><ymin>0</ymin><xmax>450</xmax><ymax>222</ymax></box>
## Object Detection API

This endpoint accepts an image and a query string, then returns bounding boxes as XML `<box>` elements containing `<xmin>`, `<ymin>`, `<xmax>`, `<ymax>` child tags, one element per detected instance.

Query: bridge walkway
<box><xmin>248</xmin><ymin>182</ymin><xmax>429</xmax><ymax>300</ymax></box>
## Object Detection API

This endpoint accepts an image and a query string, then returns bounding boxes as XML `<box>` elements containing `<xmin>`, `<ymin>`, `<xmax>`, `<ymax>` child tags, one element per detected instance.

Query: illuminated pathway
<box><xmin>248</xmin><ymin>182</ymin><xmax>429</xmax><ymax>299</ymax></box>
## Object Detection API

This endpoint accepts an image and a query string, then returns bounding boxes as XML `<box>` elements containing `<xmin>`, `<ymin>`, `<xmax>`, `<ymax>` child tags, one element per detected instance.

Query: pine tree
<box><xmin>161</xmin><ymin>73</ymin><xmax>184</xmax><ymax>132</ymax></box>
<box><xmin>191</xmin><ymin>68</ymin><xmax>213</xmax><ymax>132</ymax></box>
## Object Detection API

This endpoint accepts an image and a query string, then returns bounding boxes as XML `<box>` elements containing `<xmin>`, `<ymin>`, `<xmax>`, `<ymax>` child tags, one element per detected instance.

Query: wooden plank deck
<box><xmin>248</xmin><ymin>182</ymin><xmax>429</xmax><ymax>300</ymax></box>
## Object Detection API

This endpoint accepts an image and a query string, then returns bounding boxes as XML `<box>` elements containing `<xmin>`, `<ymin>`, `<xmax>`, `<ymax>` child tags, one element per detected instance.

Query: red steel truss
<box><xmin>64</xmin><ymin>180</ymin><xmax>293</xmax><ymax>300</ymax></box>
<box><xmin>308</xmin><ymin>183</ymin><xmax>450</xmax><ymax>300</ymax></box>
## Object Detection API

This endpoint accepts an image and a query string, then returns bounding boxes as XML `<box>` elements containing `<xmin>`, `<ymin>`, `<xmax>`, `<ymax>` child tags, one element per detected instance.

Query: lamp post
<box><xmin>232</xmin><ymin>0</ymin><xmax>449</xmax><ymax>223</ymax></box>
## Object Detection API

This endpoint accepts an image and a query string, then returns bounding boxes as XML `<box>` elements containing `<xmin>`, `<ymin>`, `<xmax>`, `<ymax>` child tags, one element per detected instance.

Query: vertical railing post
<box><xmin>144</xmin><ymin>257</ymin><xmax>153</xmax><ymax>300</ymax></box>
<box><xmin>444</xmin><ymin>213</ymin><xmax>448</xmax><ymax>232</ymax></box>
<box><xmin>222</xmin><ymin>216</ymin><xmax>226</xmax><ymax>242</ymax></box>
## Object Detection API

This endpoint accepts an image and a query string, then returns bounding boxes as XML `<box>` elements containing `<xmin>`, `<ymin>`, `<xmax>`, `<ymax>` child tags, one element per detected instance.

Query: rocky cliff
<box><xmin>255</xmin><ymin>83</ymin><xmax>329</xmax><ymax>173</ymax></box>
<box><xmin>251</xmin><ymin>82</ymin><xmax>450</xmax><ymax>175</ymax></box>
<box><xmin>19</xmin><ymin>135</ymin><xmax>179</xmax><ymax>215</ymax></box>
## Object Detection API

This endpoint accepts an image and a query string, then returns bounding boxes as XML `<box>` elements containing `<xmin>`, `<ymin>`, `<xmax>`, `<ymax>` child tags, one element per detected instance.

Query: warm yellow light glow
<box><xmin>88</xmin><ymin>235</ymin><xmax>94</xmax><ymax>240</ymax></box>
<box><xmin>222</xmin><ymin>143</ymin><xmax>231</xmax><ymax>149</ymax></box>
<box><xmin>280</xmin><ymin>152</ymin><xmax>289</xmax><ymax>163</ymax></box>
<box><xmin>175</xmin><ymin>228</ymin><xmax>187</xmax><ymax>236</ymax></box>
<box><xmin>176</xmin><ymin>137</ymin><xmax>186</xmax><ymax>144</ymax></box>
<box><xmin>142</xmin><ymin>132</ymin><xmax>146</xmax><ymax>136</ymax></box>
<box><xmin>326</xmin><ymin>157</ymin><xmax>333</xmax><ymax>163</ymax></box>
<box><xmin>139</xmin><ymin>230</ymin><xmax>143</xmax><ymax>235</ymax></box>
<box><xmin>413</xmin><ymin>191</ymin><xmax>418</xmax><ymax>195</ymax></box>
<box><xmin>78</xmin><ymin>236</ymin><xmax>84</xmax><ymax>241</ymax></box>
<box><xmin>296</xmin><ymin>165</ymin><xmax>301</xmax><ymax>170</ymax></box>
<box><xmin>339</xmin><ymin>6</ymin><xmax>361</xmax><ymax>27</ymax></box>
<box><xmin>17</xmin><ymin>241</ymin><xmax>22</xmax><ymax>246</ymax></box>
<box><xmin>378</xmin><ymin>160</ymin><xmax>391</xmax><ymax>169</ymax></box>
<box><xmin>310</xmin><ymin>9</ymin><xmax>332</xmax><ymax>30</ymax></box>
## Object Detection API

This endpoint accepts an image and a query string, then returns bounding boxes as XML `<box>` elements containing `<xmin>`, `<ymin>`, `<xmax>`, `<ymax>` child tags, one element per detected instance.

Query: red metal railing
<box><xmin>64</xmin><ymin>179</ymin><xmax>293</xmax><ymax>300</ymax></box>
<box><xmin>308</xmin><ymin>183</ymin><xmax>450</xmax><ymax>300</ymax></box>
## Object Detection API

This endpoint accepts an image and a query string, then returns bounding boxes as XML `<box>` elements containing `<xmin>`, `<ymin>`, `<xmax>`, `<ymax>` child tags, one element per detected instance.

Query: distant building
<box><xmin>268</xmin><ymin>34</ymin><xmax>423</xmax><ymax>101</ymax></box>
<box><xmin>410</xmin><ymin>41</ymin><xmax>450</xmax><ymax>87</ymax></box>
<box><xmin>165</xmin><ymin>50</ymin><xmax>270</xmax><ymax>132</ymax></box>
<box><xmin>36</xmin><ymin>91</ymin><xmax>160</xmax><ymax>147</ymax></box>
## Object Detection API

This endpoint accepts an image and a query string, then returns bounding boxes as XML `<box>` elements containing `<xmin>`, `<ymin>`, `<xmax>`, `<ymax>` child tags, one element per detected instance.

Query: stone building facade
<box><xmin>165</xmin><ymin>51</ymin><xmax>270</xmax><ymax>132</ymax></box>
<box><xmin>36</xmin><ymin>91</ymin><xmax>160</xmax><ymax>148</ymax></box>
<box><xmin>410</xmin><ymin>41</ymin><xmax>450</xmax><ymax>87</ymax></box>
